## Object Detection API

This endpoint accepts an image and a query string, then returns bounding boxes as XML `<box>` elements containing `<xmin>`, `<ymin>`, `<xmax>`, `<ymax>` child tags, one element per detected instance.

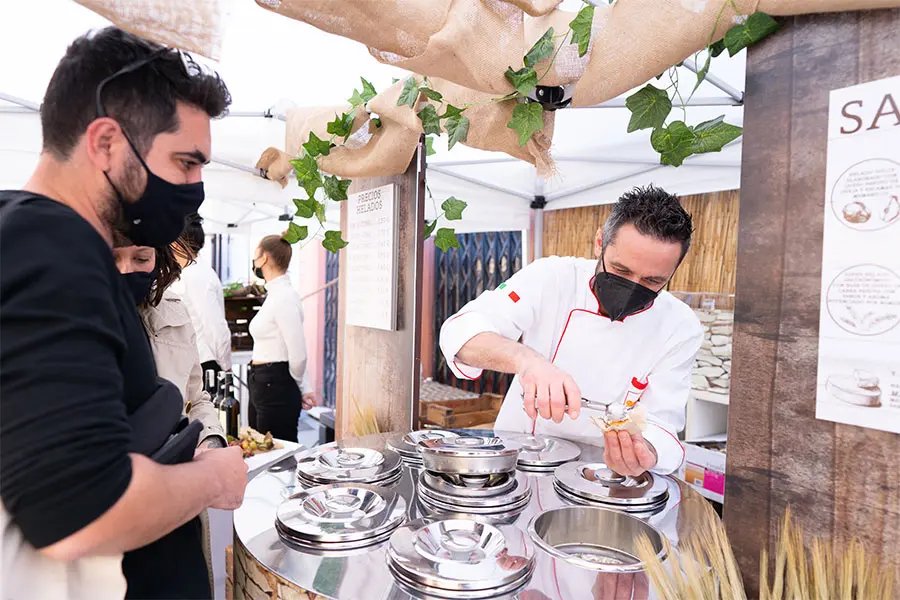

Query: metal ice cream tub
<box><xmin>419</xmin><ymin>435</ymin><xmax>522</xmax><ymax>476</ymax></box>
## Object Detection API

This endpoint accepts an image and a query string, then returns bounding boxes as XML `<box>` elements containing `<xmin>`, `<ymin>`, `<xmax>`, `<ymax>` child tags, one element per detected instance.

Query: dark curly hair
<box><xmin>114</xmin><ymin>232</ymin><xmax>195</xmax><ymax>309</ymax></box>
<box><xmin>41</xmin><ymin>26</ymin><xmax>231</xmax><ymax>159</ymax></box>
<box><xmin>602</xmin><ymin>185</ymin><xmax>693</xmax><ymax>261</ymax></box>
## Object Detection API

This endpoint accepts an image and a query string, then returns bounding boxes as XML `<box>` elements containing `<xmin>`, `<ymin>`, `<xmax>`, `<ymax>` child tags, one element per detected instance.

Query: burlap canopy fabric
<box><xmin>74</xmin><ymin>0</ymin><xmax>226</xmax><ymax>60</ymax></box>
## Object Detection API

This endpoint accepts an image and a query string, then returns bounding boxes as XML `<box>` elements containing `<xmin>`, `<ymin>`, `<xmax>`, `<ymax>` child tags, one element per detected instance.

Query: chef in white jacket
<box><xmin>440</xmin><ymin>185</ymin><xmax>703</xmax><ymax>475</ymax></box>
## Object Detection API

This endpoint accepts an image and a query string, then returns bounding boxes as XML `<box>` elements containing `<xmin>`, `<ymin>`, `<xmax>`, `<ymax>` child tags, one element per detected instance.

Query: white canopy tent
<box><xmin>0</xmin><ymin>0</ymin><xmax>744</xmax><ymax>244</ymax></box>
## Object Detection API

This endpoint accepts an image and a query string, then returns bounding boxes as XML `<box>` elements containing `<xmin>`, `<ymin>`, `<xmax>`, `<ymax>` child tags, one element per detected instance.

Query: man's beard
<box><xmin>101</xmin><ymin>152</ymin><xmax>145</xmax><ymax>243</ymax></box>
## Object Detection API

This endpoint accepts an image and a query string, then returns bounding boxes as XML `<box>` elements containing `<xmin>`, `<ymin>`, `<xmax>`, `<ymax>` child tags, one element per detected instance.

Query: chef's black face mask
<box><xmin>123</xmin><ymin>268</ymin><xmax>158</xmax><ymax>305</ymax></box>
<box><xmin>96</xmin><ymin>50</ymin><xmax>205</xmax><ymax>248</ymax></box>
<box><xmin>593</xmin><ymin>254</ymin><xmax>659</xmax><ymax>321</ymax></box>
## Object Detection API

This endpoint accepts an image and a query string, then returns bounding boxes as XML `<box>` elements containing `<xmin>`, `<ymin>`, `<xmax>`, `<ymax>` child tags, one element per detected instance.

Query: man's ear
<box><xmin>83</xmin><ymin>117</ymin><xmax>126</xmax><ymax>171</ymax></box>
<box><xmin>593</xmin><ymin>227</ymin><xmax>603</xmax><ymax>259</ymax></box>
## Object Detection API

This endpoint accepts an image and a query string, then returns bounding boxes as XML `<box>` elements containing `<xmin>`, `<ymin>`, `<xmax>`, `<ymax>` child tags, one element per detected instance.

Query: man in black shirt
<box><xmin>0</xmin><ymin>28</ymin><xmax>247</xmax><ymax>599</ymax></box>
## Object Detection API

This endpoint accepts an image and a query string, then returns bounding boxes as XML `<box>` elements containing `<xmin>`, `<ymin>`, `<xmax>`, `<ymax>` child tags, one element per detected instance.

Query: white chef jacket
<box><xmin>439</xmin><ymin>256</ymin><xmax>703</xmax><ymax>474</ymax></box>
<box><xmin>248</xmin><ymin>275</ymin><xmax>312</xmax><ymax>394</ymax></box>
<box><xmin>172</xmin><ymin>262</ymin><xmax>233</xmax><ymax>370</ymax></box>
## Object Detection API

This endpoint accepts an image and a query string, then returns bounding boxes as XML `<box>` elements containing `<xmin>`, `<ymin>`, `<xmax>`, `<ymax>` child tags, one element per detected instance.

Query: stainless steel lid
<box><xmin>420</xmin><ymin>436</ymin><xmax>521</xmax><ymax>475</ymax></box>
<box><xmin>553</xmin><ymin>482</ymin><xmax>667</xmax><ymax>516</ymax></box>
<box><xmin>553</xmin><ymin>461</ymin><xmax>669</xmax><ymax>507</ymax></box>
<box><xmin>388</xmin><ymin>518</ymin><xmax>534</xmax><ymax>596</ymax></box>
<box><xmin>296</xmin><ymin>443</ymin><xmax>402</xmax><ymax>486</ymax></box>
<box><xmin>501</xmin><ymin>433</ymin><xmax>581</xmax><ymax>469</ymax></box>
<box><xmin>422</xmin><ymin>471</ymin><xmax>517</xmax><ymax>498</ymax></box>
<box><xmin>418</xmin><ymin>471</ymin><xmax>531</xmax><ymax>509</ymax></box>
<box><xmin>387</xmin><ymin>430</ymin><xmax>456</xmax><ymax>460</ymax></box>
<box><xmin>276</xmin><ymin>483</ymin><xmax>406</xmax><ymax>544</ymax></box>
<box><xmin>418</xmin><ymin>491</ymin><xmax>532</xmax><ymax>515</ymax></box>
<box><xmin>527</xmin><ymin>506</ymin><xmax>667</xmax><ymax>573</ymax></box>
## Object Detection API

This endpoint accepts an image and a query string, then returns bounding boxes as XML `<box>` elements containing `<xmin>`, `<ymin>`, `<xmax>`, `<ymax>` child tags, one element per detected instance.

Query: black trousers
<box><xmin>248</xmin><ymin>362</ymin><xmax>301</xmax><ymax>443</ymax></box>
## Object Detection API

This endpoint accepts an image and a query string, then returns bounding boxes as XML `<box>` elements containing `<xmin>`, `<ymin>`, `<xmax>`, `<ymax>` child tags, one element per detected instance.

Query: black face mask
<box><xmin>252</xmin><ymin>258</ymin><xmax>265</xmax><ymax>280</ymax></box>
<box><xmin>105</xmin><ymin>138</ymin><xmax>205</xmax><ymax>248</ymax></box>
<box><xmin>592</xmin><ymin>255</ymin><xmax>659</xmax><ymax>322</ymax></box>
<box><xmin>123</xmin><ymin>268</ymin><xmax>158</xmax><ymax>305</ymax></box>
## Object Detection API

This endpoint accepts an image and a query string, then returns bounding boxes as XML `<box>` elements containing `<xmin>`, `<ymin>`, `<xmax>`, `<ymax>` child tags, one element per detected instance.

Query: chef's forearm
<box><xmin>456</xmin><ymin>332</ymin><xmax>543</xmax><ymax>375</ymax></box>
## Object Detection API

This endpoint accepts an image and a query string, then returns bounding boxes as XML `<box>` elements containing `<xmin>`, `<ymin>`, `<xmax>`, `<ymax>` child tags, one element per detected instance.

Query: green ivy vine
<box><xmin>284</xmin><ymin>1</ymin><xmax>779</xmax><ymax>252</ymax></box>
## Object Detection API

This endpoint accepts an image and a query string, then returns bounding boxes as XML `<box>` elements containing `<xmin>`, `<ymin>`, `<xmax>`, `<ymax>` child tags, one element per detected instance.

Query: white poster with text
<box><xmin>346</xmin><ymin>184</ymin><xmax>398</xmax><ymax>331</ymax></box>
<box><xmin>816</xmin><ymin>75</ymin><xmax>900</xmax><ymax>433</ymax></box>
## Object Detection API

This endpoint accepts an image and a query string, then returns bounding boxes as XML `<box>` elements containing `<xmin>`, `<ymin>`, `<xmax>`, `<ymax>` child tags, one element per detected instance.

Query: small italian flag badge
<box><xmin>498</xmin><ymin>283</ymin><xmax>519</xmax><ymax>303</ymax></box>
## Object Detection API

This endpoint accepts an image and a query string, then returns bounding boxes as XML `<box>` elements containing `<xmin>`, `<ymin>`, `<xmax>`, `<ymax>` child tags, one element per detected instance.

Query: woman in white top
<box><xmin>248</xmin><ymin>235</ymin><xmax>312</xmax><ymax>442</ymax></box>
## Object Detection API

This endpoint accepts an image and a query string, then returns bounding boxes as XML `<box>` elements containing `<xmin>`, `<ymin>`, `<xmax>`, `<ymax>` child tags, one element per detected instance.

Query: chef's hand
<box><xmin>603</xmin><ymin>431</ymin><xmax>657</xmax><ymax>476</ymax></box>
<box><xmin>518</xmin><ymin>355</ymin><xmax>581</xmax><ymax>423</ymax></box>
<box><xmin>302</xmin><ymin>392</ymin><xmax>318</xmax><ymax>411</ymax></box>
<box><xmin>592</xmin><ymin>572</ymin><xmax>649</xmax><ymax>600</ymax></box>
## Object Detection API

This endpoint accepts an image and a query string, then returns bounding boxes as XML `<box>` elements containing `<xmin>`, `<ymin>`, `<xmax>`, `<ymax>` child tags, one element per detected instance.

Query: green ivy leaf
<box><xmin>441</xmin><ymin>196</ymin><xmax>467</xmax><ymax>221</ymax></box>
<box><xmin>371</xmin><ymin>117</ymin><xmax>382</xmax><ymax>129</ymax></box>
<box><xmin>419</xmin><ymin>87</ymin><xmax>443</xmax><ymax>102</ymax></box>
<box><xmin>314</xmin><ymin>201</ymin><xmax>326</xmax><ymax>224</ymax></box>
<box><xmin>323</xmin><ymin>174</ymin><xmax>352</xmax><ymax>201</ymax></box>
<box><xmin>424</xmin><ymin>219</ymin><xmax>437</xmax><ymax>238</ymax></box>
<box><xmin>391</xmin><ymin>77</ymin><xmax>400</xmax><ymax>84</ymax></box>
<box><xmin>524</xmin><ymin>27</ymin><xmax>555</xmax><ymax>68</ymax></box>
<box><xmin>293</xmin><ymin>197</ymin><xmax>319</xmax><ymax>219</ymax></box>
<box><xmin>282</xmin><ymin>222</ymin><xmax>309</xmax><ymax>244</ymax></box>
<box><xmin>291</xmin><ymin>154</ymin><xmax>323</xmax><ymax>198</ymax></box>
<box><xmin>504</xmin><ymin>66</ymin><xmax>538</xmax><ymax>96</ymax></box>
<box><xmin>360</xmin><ymin>77</ymin><xmax>377</xmax><ymax>103</ymax></box>
<box><xmin>322</xmin><ymin>230</ymin><xmax>348</xmax><ymax>253</ymax></box>
<box><xmin>441</xmin><ymin>104</ymin><xmax>465</xmax><ymax>119</ymax></box>
<box><xmin>397</xmin><ymin>76</ymin><xmax>420</xmax><ymax>108</ymax></box>
<box><xmin>724</xmin><ymin>12</ymin><xmax>779</xmax><ymax>57</ymax></box>
<box><xmin>445</xmin><ymin>113</ymin><xmax>470</xmax><ymax>150</ymax></box>
<box><xmin>693</xmin><ymin>53</ymin><xmax>711</xmax><ymax>95</ymax></box>
<box><xmin>326</xmin><ymin>111</ymin><xmax>355</xmax><ymax>140</ymax></box>
<box><xmin>568</xmin><ymin>5</ymin><xmax>595</xmax><ymax>57</ymax></box>
<box><xmin>348</xmin><ymin>89</ymin><xmax>366</xmax><ymax>107</ymax></box>
<box><xmin>689</xmin><ymin>116</ymin><xmax>742</xmax><ymax>155</ymax></box>
<box><xmin>650</xmin><ymin>121</ymin><xmax>695</xmax><ymax>167</ymax></box>
<box><xmin>625</xmin><ymin>84</ymin><xmax>672</xmax><ymax>133</ymax></box>
<box><xmin>434</xmin><ymin>228</ymin><xmax>461</xmax><ymax>251</ymax></box>
<box><xmin>302</xmin><ymin>132</ymin><xmax>333</xmax><ymax>158</ymax></box>
<box><xmin>507</xmin><ymin>102</ymin><xmax>545</xmax><ymax>146</ymax></box>
<box><xmin>709</xmin><ymin>39</ymin><xmax>727</xmax><ymax>58</ymax></box>
<box><xmin>425</xmin><ymin>136</ymin><xmax>436</xmax><ymax>156</ymax></box>
<box><xmin>417</xmin><ymin>104</ymin><xmax>442</xmax><ymax>135</ymax></box>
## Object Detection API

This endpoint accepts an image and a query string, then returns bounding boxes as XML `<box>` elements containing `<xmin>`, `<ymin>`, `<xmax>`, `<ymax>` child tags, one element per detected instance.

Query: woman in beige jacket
<box><xmin>113</xmin><ymin>236</ymin><xmax>225</xmax><ymax>596</ymax></box>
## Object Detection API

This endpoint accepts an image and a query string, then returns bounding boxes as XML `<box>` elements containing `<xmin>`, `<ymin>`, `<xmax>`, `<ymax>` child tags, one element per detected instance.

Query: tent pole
<box><xmin>681</xmin><ymin>59</ymin><xmax>744</xmax><ymax>103</ymax></box>
<box><xmin>531</xmin><ymin>177</ymin><xmax>546</xmax><ymax>260</ymax></box>
<box><xmin>427</xmin><ymin>166</ymin><xmax>533</xmax><ymax>200</ymax></box>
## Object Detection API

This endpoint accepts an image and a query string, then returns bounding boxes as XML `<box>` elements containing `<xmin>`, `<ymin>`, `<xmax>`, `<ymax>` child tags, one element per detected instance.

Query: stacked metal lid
<box><xmin>500</xmin><ymin>433</ymin><xmax>581</xmax><ymax>472</ymax></box>
<box><xmin>553</xmin><ymin>461</ymin><xmax>669</xmax><ymax>515</ymax></box>
<box><xmin>386</xmin><ymin>429</ymin><xmax>456</xmax><ymax>465</ymax></box>
<box><xmin>276</xmin><ymin>483</ymin><xmax>407</xmax><ymax>551</ymax></box>
<box><xmin>416</xmin><ymin>435</ymin><xmax>531</xmax><ymax>521</ymax></box>
<box><xmin>387</xmin><ymin>518</ymin><xmax>534</xmax><ymax>599</ymax></box>
<box><xmin>296</xmin><ymin>442</ymin><xmax>403</xmax><ymax>488</ymax></box>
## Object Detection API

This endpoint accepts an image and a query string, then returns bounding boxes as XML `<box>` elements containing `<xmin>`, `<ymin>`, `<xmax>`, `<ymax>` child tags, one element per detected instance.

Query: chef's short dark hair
<box><xmin>182</xmin><ymin>213</ymin><xmax>206</xmax><ymax>254</ymax></box>
<box><xmin>40</xmin><ymin>26</ymin><xmax>231</xmax><ymax>159</ymax></box>
<box><xmin>602</xmin><ymin>185</ymin><xmax>693</xmax><ymax>261</ymax></box>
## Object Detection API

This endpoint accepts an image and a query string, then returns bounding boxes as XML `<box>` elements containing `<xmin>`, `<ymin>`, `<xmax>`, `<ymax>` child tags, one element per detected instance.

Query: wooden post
<box><xmin>335</xmin><ymin>142</ymin><xmax>426</xmax><ymax>439</ymax></box>
<box><xmin>725</xmin><ymin>9</ymin><xmax>900</xmax><ymax>595</ymax></box>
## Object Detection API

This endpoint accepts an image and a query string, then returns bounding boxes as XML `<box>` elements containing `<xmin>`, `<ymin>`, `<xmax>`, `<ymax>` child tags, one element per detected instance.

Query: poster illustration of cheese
<box><xmin>816</xmin><ymin>75</ymin><xmax>900</xmax><ymax>434</ymax></box>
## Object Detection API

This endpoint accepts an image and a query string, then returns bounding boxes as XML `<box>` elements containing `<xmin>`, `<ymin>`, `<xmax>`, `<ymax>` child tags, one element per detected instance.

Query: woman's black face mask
<box><xmin>592</xmin><ymin>255</ymin><xmax>659</xmax><ymax>321</ymax></box>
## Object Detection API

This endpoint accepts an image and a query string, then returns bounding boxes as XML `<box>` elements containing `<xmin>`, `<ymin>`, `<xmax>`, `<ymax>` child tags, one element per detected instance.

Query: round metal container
<box><xmin>414</xmin><ymin>499</ymin><xmax>527</xmax><ymax>527</ymax></box>
<box><xmin>420</xmin><ymin>436</ymin><xmax>521</xmax><ymax>475</ymax></box>
<box><xmin>421</xmin><ymin>471</ymin><xmax>517</xmax><ymax>498</ymax></box>
<box><xmin>527</xmin><ymin>506</ymin><xmax>667</xmax><ymax>573</ymax></box>
<box><xmin>553</xmin><ymin>461</ymin><xmax>669</xmax><ymax>508</ymax></box>
<box><xmin>388</xmin><ymin>518</ymin><xmax>534</xmax><ymax>598</ymax></box>
<box><xmin>418</xmin><ymin>491</ymin><xmax>532</xmax><ymax>515</ymax></box>
<box><xmin>296</xmin><ymin>443</ymin><xmax>402</xmax><ymax>486</ymax></box>
<box><xmin>501</xmin><ymin>433</ymin><xmax>582</xmax><ymax>471</ymax></box>
<box><xmin>387</xmin><ymin>430</ymin><xmax>456</xmax><ymax>462</ymax></box>
<box><xmin>418</xmin><ymin>471</ymin><xmax>531</xmax><ymax>509</ymax></box>
<box><xmin>552</xmin><ymin>482</ymin><xmax>667</xmax><ymax>516</ymax></box>
<box><xmin>276</xmin><ymin>483</ymin><xmax>407</xmax><ymax>545</ymax></box>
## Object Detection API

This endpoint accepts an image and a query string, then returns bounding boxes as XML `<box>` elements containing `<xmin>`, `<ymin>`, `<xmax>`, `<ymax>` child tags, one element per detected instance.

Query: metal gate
<box><xmin>323</xmin><ymin>251</ymin><xmax>340</xmax><ymax>408</ymax></box>
<box><xmin>433</xmin><ymin>231</ymin><xmax>523</xmax><ymax>394</ymax></box>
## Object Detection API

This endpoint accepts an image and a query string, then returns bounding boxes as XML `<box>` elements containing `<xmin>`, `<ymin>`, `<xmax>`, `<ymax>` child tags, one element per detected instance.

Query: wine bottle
<box><xmin>212</xmin><ymin>371</ymin><xmax>226</xmax><ymax>410</ymax></box>
<box><xmin>219</xmin><ymin>374</ymin><xmax>240</xmax><ymax>439</ymax></box>
<box><xmin>203</xmin><ymin>369</ymin><xmax>216</xmax><ymax>396</ymax></box>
